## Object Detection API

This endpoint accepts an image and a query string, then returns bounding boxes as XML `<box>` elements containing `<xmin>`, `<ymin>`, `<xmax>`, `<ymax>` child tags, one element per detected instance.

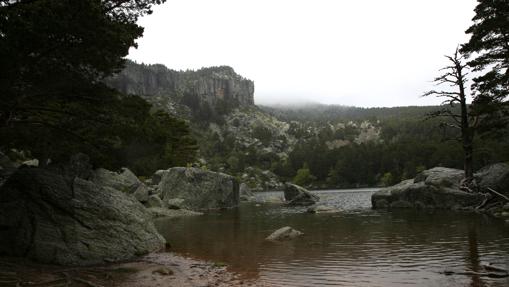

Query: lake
<box><xmin>154</xmin><ymin>189</ymin><xmax>509</xmax><ymax>287</ymax></box>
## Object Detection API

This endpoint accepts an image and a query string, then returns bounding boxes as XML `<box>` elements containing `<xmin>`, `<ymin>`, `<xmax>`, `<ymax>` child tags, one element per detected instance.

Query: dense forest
<box><xmin>263</xmin><ymin>104</ymin><xmax>509</xmax><ymax>188</ymax></box>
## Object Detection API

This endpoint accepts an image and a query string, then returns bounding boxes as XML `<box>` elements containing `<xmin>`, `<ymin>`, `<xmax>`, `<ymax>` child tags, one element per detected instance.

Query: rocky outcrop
<box><xmin>284</xmin><ymin>183</ymin><xmax>319</xmax><ymax>206</ymax></box>
<box><xmin>265</xmin><ymin>226</ymin><xmax>303</xmax><ymax>241</ymax></box>
<box><xmin>371</xmin><ymin>167</ymin><xmax>485</xmax><ymax>210</ymax></box>
<box><xmin>0</xmin><ymin>165</ymin><xmax>165</xmax><ymax>266</ymax></box>
<box><xmin>158</xmin><ymin>167</ymin><xmax>239</xmax><ymax>211</ymax></box>
<box><xmin>106</xmin><ymin>61</ymin><xmax>254</xmax><ymax>120</ymax></box>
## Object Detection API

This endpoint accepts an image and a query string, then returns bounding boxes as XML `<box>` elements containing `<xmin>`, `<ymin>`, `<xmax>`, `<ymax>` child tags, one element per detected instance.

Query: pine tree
<box><xmin>460</xmin><ymin>0</ymin><xmax>509</xmax><ymax>131</ymax></box>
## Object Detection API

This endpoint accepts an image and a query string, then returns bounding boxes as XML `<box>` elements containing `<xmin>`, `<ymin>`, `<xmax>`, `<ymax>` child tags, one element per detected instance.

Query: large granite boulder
<box><xmin>475</xmin><ymin>163</ymin><xmax>509</xmax><ymax>197</ymax></box>
<box><xmin>91</xmin><ymin>167</ymin><xmax>141</xmax><ymax>193</ymax></box>
<box><xmin>90</xmin><ymin>166</ymin><xmax>150</xmax><ymax>203</ymax></box>
<box><xmin>158</xmin><ymin>167</ymin><xmax>239</xmax><ymax>211</ymax></box>
<box><xmin>372</xmin><ymin>167</ymin><xmax>484</xmax><ymax>209</ymax></box>
<box><xmin>284</xmin><ymin>183</ymin><xmax>319</xmax><ymax>206</ymax></box>
<box><xmin>0</xmin><ymin>166</ymin><xmax>165</xmax><ymax>266</ymax></box>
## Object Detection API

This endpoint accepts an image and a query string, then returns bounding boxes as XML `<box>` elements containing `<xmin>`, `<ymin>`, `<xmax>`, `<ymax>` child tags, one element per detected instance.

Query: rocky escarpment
<box><xmin>0</xmin><ymin>155</ymin><xmax>165</xmax><ymax>266</ymax></box>
<box><xmin>107</xmin><ymin>61</ymin><xmax>254</xmax><ymax>120</ymax></box>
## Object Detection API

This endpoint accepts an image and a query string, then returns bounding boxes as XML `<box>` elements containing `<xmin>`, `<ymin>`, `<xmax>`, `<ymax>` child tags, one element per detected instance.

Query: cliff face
<box><xmin>107</xmin><ymin>61</ymin><xmax>254</xmax><ymax>120</ymax></box>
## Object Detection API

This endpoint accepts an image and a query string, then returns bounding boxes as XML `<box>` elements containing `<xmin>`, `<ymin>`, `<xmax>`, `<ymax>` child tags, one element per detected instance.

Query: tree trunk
<box><xmin>457</xmin><ymin>59</ymin><xmax>474</xmax><ymax>182</ymax></box>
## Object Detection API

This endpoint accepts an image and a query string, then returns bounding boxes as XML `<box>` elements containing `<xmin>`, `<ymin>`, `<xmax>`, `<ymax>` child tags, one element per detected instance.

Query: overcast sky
<box><xmin>128</xmin><ymin>0</ymin><xmax>478</xmax><ymax>107</ymax></box>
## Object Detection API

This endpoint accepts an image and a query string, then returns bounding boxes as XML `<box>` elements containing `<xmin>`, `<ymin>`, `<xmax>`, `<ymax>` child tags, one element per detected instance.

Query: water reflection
<box><xmin>154</xmin><ymin>189</ymin><xmax>509</xmax><ymax>287</ymax></box>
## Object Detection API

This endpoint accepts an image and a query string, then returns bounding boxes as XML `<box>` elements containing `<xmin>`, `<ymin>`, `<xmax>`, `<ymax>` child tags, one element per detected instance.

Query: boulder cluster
<box><xmin>0</xmin><ymin>153</ymin><xmax>240</xmax><ymax>266</ymax></box>
<box><xmin>372</xmin><ymin>164</ymin><xmax>509</xmax><ymax>222</ymax></box>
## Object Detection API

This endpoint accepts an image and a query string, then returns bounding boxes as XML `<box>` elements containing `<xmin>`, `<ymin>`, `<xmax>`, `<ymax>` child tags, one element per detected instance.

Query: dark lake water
<box><xmin>155</xmin><ymin>189</ymin><xmax>509</xmax><ymax>287</ymax></box>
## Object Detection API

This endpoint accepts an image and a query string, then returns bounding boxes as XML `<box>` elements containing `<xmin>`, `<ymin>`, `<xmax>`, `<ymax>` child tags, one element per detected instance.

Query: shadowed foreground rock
<box><xmin>0</xmin><ymin>166</ymin><xmax>165</xmax><ymax>266</ymax></box>
<box><xmin>158</xmin><ymin>167</ymin><xmax>239</xmax><ymax>211</ymax></box>
<box><xmin>372</xmin><ymin>167</ymin><xmax>487</xmax><ymax>209</ymax></box>
<box><xmin>284</xmin><ymin>183</ymin><xmax>319</xmax><ymax>206</ymax></box>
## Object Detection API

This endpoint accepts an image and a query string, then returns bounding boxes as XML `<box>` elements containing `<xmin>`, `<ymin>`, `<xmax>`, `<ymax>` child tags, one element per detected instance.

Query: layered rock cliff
<box><xmin>107</xmin><ymin>61</ymin><xmax>254</xmax><ymax>120</ymax></box>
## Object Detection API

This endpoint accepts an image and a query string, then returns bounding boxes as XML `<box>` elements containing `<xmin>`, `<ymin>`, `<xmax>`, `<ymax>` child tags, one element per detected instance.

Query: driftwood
<box><xmin>486</xmin><ymin>187</ymin><xmax>509</xmax><ymax>202</ymax></box>
<box><xmin>475</xmin><ymin>193</ymin><xmax>491</xmax><ymax>210</ymax></box>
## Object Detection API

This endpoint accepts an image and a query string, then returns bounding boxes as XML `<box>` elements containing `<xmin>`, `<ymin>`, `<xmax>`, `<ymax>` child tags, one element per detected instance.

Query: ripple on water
<box><xmin>155</xmin><ymin>189</ymin><xmax>509</xmax><ymax>287</ymax></box>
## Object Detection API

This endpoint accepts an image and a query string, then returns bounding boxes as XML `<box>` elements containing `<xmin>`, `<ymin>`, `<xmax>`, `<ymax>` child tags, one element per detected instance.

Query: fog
<box><xmin>129</xmin><ymin>0</ymin><xmax>477</xmax><ymax>107</ymax></box>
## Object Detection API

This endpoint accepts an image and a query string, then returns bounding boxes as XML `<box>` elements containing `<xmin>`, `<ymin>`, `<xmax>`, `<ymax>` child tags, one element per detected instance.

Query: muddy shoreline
<box><xmin>0</xmin><ymin>252</ymin><xmax>268</xmax><ymax>287</ymax></box>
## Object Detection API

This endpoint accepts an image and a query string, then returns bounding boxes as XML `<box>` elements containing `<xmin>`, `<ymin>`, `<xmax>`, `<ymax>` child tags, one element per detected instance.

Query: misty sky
<box><xmin>128</xmin><ymin>0</ymin><xmax>478</xmax><ymax>107</ymax></box>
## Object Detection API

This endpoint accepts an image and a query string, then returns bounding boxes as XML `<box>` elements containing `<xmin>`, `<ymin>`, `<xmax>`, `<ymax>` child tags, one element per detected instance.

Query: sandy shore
<box><xmin>0</xmin><ymin>252</ymin><xmax>269</xmax><ymax>287</ymax></box>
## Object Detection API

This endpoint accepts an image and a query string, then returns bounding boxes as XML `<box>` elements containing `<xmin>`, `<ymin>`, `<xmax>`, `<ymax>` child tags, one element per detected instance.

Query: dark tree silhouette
<box><xmin>0</xmin><ymin>0</ymin><xmax>200</xmax><ymax>174</ymax></box>
<box><xmin>461</xmin><ymin>0</ymin><xmax>509</xmax><ymax>102</ymax></box>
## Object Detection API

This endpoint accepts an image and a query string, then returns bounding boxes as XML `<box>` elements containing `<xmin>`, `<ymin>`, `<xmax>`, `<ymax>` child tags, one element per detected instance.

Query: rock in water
<box><xmin>239</xmin><ymin>183</ymin><xmax>254</xmax><ymax>201</ymax></box>
<box><xmin>307</xmin><ymin>205</ymin><xmax>339</xmax><ymax>214</ymax></box>
<box><xmin>372</xmin><ymin>167</ymin><xmax>484</xmax><ymax>210</ymax></box>
<box><xmin>159</xmin><ymin>167</ymin><xmax>239</xmax><ymax>211</ymax></box>
<box><xmin>265</xmin><ymin>226</ymin><xmax>303</xmax><ymax>241</ymax></box>
<box><xmin>0</xmin><ymin>167</ymin><xmax>165</xmax><ymax>266</ymax></box>
<box><xmin>284</xmin><ymin>183</ymin><xmax>319</xmax><ymax>206</ymax></box>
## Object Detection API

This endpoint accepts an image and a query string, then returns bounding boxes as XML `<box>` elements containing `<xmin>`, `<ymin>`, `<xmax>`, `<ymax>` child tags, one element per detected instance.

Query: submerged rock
<box><xmin>307</xmin><ymin>205</ymin><xmax>339</xmax><ymax>214</ymax></box>
<box><xmin>158</xmin><ymin>167</ymin><xmax>239</xmax><ymax>211</ymax></box>
<box><xmin>265</xmin><ymin>226</ymin><xmax>303</xmax><ymax>241</ymax></box>
<box><xmin>147</xmin><ymin>207</ymin><xmax>203</xmax><ymax>219</ymax></box>
<box><xmin>0</xmin><ymin>166</ymin><xmax>165</xmax><ymax>266</ymax></box>
<box><xmin>284</xmin><ymin>183</ymin><xmax>319</xmax><ymax>206</ymax></box>
<box><xmin>372</xmin><ymin>167</ymin><xmax>485</xmax><ymax>210</ymax></box>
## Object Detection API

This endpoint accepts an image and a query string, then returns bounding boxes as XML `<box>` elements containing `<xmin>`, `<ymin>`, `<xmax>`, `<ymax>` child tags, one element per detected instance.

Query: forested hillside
<box><xmin>262</xmin><ymin>104</ymin><xmax>509</xmax><ymax>188</ymax></box>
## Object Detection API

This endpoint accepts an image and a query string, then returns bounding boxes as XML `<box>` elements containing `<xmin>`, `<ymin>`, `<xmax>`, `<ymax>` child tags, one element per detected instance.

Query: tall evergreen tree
<box><xmin>460</xmin><ymin>0</ymin><xmax>509</xmax><ymax>133</ymax></box>
<box><xmin>0</xmin><ymin>0</ymin><xmax>193</xmax><ymax>171</ymax></box>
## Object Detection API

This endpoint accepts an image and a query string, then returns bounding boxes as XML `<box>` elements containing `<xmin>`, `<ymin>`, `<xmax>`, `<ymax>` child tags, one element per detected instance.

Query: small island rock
<box><xmin>372</xmin><ymin>167</ymin><xmax>485</xmax><ymax>210</ymax></box>
<box><xmin>284</xmin><ymin>183</ymin><xmax>319</xmax><ymax>206</ymax></box>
